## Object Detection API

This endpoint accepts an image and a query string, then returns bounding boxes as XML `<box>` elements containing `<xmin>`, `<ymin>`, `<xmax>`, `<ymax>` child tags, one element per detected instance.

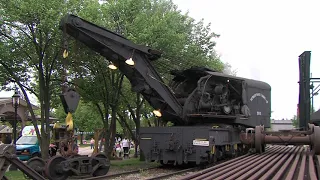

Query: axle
<box><xmin>240</xmin><ymin>124</ymin><xmax>320</xmax><ymax>154</ymax></box>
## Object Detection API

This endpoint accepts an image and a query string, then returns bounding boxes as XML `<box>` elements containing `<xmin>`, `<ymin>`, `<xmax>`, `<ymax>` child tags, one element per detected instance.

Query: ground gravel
<box><xmin>106</xmin><ymin>165</ymin><xmax>196</xmax><ymax>180</ymax></box>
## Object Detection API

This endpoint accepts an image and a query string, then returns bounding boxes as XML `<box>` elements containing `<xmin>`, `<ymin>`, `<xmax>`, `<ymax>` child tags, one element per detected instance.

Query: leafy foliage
<box><xmin>54</xmin><ymin>101</ymin><xmax>103</xmax><ymax>132</ymax></box>
<box><xmin>99</xmin><ymin>0</ymin><xmax>224</xmax><ymax>81</ymax></box>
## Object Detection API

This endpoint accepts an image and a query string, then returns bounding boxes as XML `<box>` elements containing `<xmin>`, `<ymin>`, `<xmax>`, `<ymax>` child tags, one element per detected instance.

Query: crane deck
<box><xmin>180</xmin><ymin>145</ymin><xmax>320</xmax><ymax>180</ymax></box>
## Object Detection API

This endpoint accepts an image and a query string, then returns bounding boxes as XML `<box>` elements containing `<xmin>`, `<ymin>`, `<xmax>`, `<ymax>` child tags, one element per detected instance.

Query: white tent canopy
<box><xmin>0</xmin><ymin>125</ymin><xmax>12</xmax><ymax>134</ymax></box>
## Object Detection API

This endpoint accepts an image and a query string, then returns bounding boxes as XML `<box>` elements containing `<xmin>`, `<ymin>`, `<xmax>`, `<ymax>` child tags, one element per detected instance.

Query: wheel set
<box><xmin>23</xmin><ymin>157</ymin><xmax>46</xmax><ymax>179</ymax></box>
<box><xmin>252</xmin><ymin>124</ymin><xmax>320</xmax><ymax>155</ymax></box>
<box><xmin>24</xmin><ymin>153</ymin><xmax>110</xmax><ymax>180</ymax></box>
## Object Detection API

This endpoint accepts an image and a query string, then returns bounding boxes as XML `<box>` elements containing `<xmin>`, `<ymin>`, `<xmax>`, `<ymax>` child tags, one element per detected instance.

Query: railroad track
<box><xmin>83</xmin><ymin>166</ymin><xmax>200</xmax><ymax>180</ymax></box>
<box><xmin>80</xmin><ymin>151</ymin><xmax>250</xmax><ymax>180</ymax></box>
<box><xmin>144</xmin><ymin>167</ymin><xmax>198</xmax><ymax>180</ymax></box>
<box><xmin>179</xmin><ymin>145</ymin><xmax>320</xmax><ymax>180</ymax></box>
<box><xmin>81</xmin><ymin>166</ymin><xmax>160</xmax><ymax>180</ymax></box>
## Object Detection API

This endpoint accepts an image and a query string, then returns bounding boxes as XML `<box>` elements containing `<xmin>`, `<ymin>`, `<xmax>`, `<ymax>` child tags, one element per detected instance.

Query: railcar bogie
<box><xmin>140</xmin><ymin>125</ymin><xmax>250</xmax><ymax>165</ymax></box>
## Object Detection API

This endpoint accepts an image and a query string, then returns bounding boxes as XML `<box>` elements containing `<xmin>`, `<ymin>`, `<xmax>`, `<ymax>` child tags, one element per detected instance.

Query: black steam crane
<box><xmin>58</xmin><ymin>14</ymin><xmax>273</xmax><ymax>166</ymax></box>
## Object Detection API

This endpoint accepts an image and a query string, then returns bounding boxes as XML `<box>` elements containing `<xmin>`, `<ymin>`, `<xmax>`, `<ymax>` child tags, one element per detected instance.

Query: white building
<box><xmin>270</xmin><ymin>119</ymin><xmax>294</xmax><ymax>131</ymax></box>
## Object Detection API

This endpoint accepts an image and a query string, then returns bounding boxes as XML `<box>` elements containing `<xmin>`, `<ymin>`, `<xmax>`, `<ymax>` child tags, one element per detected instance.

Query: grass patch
<box><xmin>5</xmin><ymin>170</ymin><xmax>26</xmax><ymax>180</ymax></box>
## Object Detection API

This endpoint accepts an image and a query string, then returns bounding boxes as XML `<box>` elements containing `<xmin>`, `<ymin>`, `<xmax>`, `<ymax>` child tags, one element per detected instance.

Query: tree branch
<box><xmin>0</xmin><ymin>61</ymin><xmax>39</xmax><ymax>97</ymax></box>
<box><xmin>0</xmin><ymin>32</ymin><xmax>36</xmax><ymax>68</ymax></box>
<box><xmin>95</xmin><ymin>103</ymin><xmax>105</xmax><ymax>122</ymax></box>
<box><xmin>2</xmin><ymin>21</ymin><xmax>33</xmax><ymax>41</ymax></box>
<box><xmin>117</xmin><ymin>112</ymin><xmax>136</xmax><ymax>141</ymax></box>
<box><xmin>114</xmin><ymin>74</ymin><xmax>124</xmax><ymax>104</ymax></box>
<box><xmin>137</xmin><ymin>94</ymin><xmax>145</xmax><ymax>110</ymax></box>
<box><xmin>47</xmin><ymin>45</ymin><xmax>59</xmax><ymax>81</ymax></box>
<box><xmin>9</xmin><ymin>79</ymin><xmax>39</xmax><ymax>98</ymax></box>
<box><xmin>27</xmin><ymin>24</ymin><xmax>40</xmax><ymax>56</ymax></box>
<box><xmin>95</xmin><ymin>58</ymin><xmax>109</xmax><ymax>105</ymax></box>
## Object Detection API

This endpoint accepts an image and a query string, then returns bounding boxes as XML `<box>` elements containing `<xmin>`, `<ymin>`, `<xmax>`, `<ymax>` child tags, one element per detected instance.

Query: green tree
<box><xmin>66</xmin><ymin>46</ymin><xmax>125</xmax><ymax>156</ymax></box>
<box><xmin>100</xmin><ymin>0</ymin><xmax>224</xmax><ymax>79</ymax></box>
<box><xmin>0</xmin><ymin>0</ymin><xmax>102</xmax><ymax>159</ymax></box>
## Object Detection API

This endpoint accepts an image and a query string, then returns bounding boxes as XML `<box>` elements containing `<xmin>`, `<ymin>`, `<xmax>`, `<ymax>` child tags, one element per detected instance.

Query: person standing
<box><xmin>121</xmin><ymin>137</ymin><xmax>130</xmax><ymax>158</ymax></box>
<box><xmin>90</xmin><ymin>138</ymin><xmax>95</xmax><ymax>149</ymax></box>
<box><xmin>115</xmin><ymin>142</ymin><xmax>121</xmax><ymax>157</ymax></box>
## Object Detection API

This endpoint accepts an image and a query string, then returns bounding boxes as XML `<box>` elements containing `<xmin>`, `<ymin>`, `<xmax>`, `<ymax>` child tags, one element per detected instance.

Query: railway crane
<box><xmin>58</xmin><ymin>14</ymin><xmax>272</xmax><ymax>167</ymax></box>
<box><xmin>58</xmin><ymin>14</ymin><xmax>320</xmax><ymax>168</ymax></box>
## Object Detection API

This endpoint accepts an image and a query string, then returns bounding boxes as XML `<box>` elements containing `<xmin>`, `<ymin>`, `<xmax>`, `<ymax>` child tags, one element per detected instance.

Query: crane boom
<box><xmin>60</xmin><ymin>14</ymin><xmax>184</xmax><ymax>125</ymax></box>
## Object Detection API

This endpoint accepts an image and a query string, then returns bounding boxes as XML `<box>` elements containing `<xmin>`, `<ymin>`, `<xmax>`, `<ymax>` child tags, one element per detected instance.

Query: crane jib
<box><xmin>59</xmin><ymin>14</ymin><xmax>184</xmax><ymax>125</ymax></box>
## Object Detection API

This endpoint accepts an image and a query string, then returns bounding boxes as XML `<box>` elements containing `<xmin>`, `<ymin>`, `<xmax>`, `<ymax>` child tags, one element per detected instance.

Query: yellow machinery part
<box><xmin>53</xmin><ymin>123</ymin><xmax>58</xmax><ymax>129</ymax></box>
<box><xmin>211</xmin><ymin>145</ymin><xmax>215</xmax><ymax>154</ymax></box>
<box><xmin>225</xmin><ymin>145</ymin><xmax>230</xmax><ymax>151</ymax></box>
<box><xmin>65</xmin><ymin>112</ymin><xmax>73</xmax><ymax>131</ymax></box>
<box><xmin>53</xmin><ymin>122</ymin><xmax>63</xmax><ymax>129</ymax></box>
<box><xmin>63</xmin><ymin>49</ymin><xmax>68</xmax><ymax>58</ymax></box>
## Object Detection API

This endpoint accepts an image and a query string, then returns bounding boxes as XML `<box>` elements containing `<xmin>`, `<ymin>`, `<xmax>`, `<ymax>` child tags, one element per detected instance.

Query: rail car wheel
<box><xmin>91</xmin><ymin>153</ymin><xmax>110</xmax><ymax>177</ymax></box>
<box><xmin>255</xmin><ymin>126</ymin><xmax>263</xmax><ymax>153</ymax></box>
<box><xmin>45</xmin><ymin>156</ymin><xmax>69</xmax><ymax>180</ymax></box>
<box><xmin>312</xmin><ymin>126</ymin><xmax>320</xmax><ymax>155</ymax></box>
<box><xmin>24</xmin><ymin>157</ymin><xmax>46</xmax><ymax>179</ymax></box>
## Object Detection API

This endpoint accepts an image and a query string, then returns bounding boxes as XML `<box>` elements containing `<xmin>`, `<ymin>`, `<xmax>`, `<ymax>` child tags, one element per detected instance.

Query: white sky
<box><xmin>1</xmin><ymin>0</ymin><xmax>319</xmax><ymax>120</ymax></box>
<box><xmin>173</xmin><ymin>0</ymin><xmax>320</xmax><ymax>120</ymax></box>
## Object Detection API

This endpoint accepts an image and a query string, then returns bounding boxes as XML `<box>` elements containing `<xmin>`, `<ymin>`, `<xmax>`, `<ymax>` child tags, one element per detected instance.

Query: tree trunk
<box><xmin>38</xmin><ymin>64</ymin><xmax>51</xmax><ymax>160</ymax></box>
<box><xmin>42</xmin><ymin>85</ymin><xmax>51</xmax><ymax>160</ymax></box>
<box><xmin>134</xmin><ymin>117</ymin><xmax>140</xmax><ymax>158</ymax></box>
<box><xmin>95</xmin><ymin>103</ymin><xmax>106</xmax><ymax>152</ymax></box>
<box><xmin>107</xmin><ymin>106</ymin><xmax>117</xmax><ymax>157</ymax></box>
<box><xmin>103</xmin><ymin>117</ymin><xmax>111</xmax><ymax>156</ymax></box>
<box><xmin>40</xmin><ymin>133</ymin><xmax>49</xmax><ymax>159</ymax></box>
<box><xmin>99</xmin><ymin>131</ymin><xmax>104</xmax><ymax>151</ymax></box>
<box><xmin>140</xmin><ymin>149</ymin><xmax>145</xmax><ymax>161</ymax></box>
<box><xmin>117</xmin><ymin>112</ymin><xmax>139</xmax><ymax>158</ymax></box>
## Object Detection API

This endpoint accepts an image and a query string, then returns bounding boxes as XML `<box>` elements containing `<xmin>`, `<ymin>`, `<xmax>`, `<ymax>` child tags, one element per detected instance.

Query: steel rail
<box><xmin>82</xmin><ymin>166</ymin><xmax>161</xmax><ymax>180</ymax></box>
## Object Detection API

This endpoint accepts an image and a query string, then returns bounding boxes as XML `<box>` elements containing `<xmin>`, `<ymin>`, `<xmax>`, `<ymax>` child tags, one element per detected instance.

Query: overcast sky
<box><xmin>172</xmin><ymin>0</ymin><xmax>320</xmax><ymax>120</ymax></box>
<box><xmin>1</xmin><ymin>0</ymin><xmax>319</xmax><ymax>120</ymax></box>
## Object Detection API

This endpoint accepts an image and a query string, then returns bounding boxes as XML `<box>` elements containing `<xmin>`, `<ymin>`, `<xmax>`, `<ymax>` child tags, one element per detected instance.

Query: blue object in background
<box><xmin>16</xmin><ymin>126</ymin><xmax>41</xmax><ymax>161</ymax></box>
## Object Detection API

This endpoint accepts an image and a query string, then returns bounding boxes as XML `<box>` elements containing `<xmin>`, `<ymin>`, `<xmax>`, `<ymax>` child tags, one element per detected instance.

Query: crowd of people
<box><xmin>114</xmin><ymin>137</ymin><xmax>133</xmax><ymax>158</ymax></box>
<box><xmin>89</xmin><ymin>136</ymin><xmax>135</xmax><ymax>159</ymax></box>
